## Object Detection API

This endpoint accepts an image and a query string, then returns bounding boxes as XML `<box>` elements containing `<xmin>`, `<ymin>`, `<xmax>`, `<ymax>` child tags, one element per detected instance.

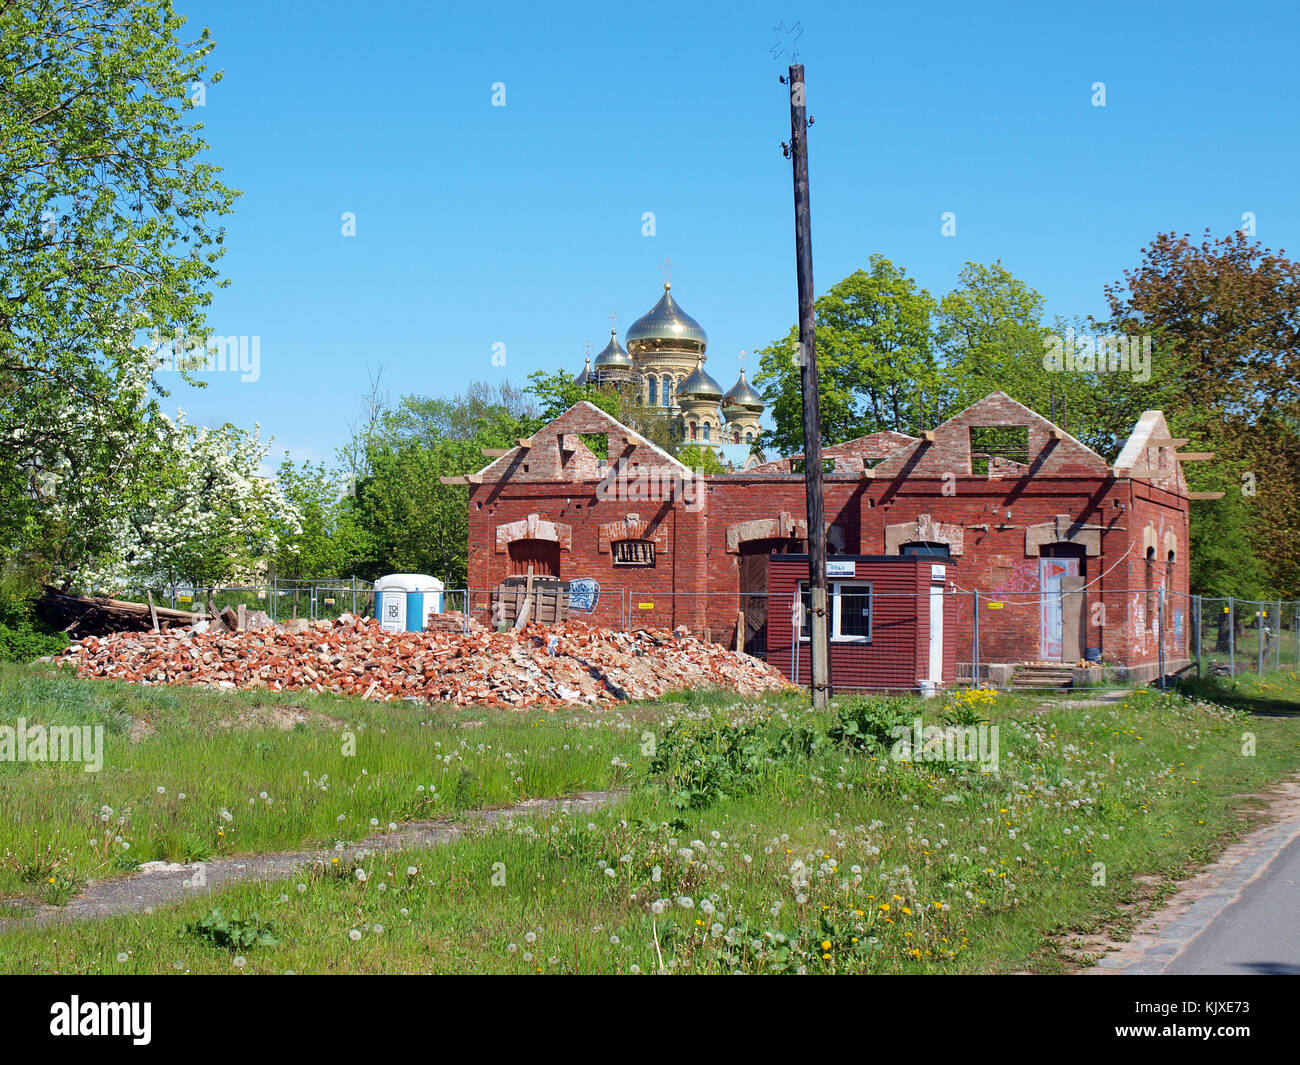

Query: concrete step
<box><xmin>1011</xmin><ymin>665</ymin><xmax>1074</xmax><ymax>690</ymax></box>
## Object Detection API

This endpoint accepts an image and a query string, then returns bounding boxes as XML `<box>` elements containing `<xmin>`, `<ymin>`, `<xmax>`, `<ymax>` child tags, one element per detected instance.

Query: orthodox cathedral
<box><xmin>573</xmin><ymin>282</ymin><xmax>765</xmax><ymax>454</ymax></box>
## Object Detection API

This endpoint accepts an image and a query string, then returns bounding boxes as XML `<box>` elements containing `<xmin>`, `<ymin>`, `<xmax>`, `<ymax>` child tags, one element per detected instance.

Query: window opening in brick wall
<box><xmin>900</xmin><ymin>541</ymin><xmax>951</xmax><ymax>559</ymax></box>
<box><xmin>612</xmin><ymin>539</ymin><xmax>656</xmax><ymax>567</ymax></box>
<box><xmin>969</xmin><ymin>425</ymin><xmax>1030</xmax><ymax>476</ymax></box>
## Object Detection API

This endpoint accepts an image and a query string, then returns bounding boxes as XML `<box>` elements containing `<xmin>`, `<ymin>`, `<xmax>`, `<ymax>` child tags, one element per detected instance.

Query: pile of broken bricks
<box><xmin>59</xmin><ymin>614</ymin><xmax>792</xmax><ymax>708</ymax></box>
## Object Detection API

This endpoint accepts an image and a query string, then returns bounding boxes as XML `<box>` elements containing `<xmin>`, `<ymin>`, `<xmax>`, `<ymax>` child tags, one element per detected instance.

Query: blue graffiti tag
<box><xmin>569</xmin><ymin>578</ymin><xmax>600</xmax><ymax>612</ymax></box>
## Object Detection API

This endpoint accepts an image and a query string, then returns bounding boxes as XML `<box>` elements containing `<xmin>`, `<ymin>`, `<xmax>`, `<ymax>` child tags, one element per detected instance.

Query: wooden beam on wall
<box><xmin>1188</xmin><ymin>490</ymin><xmax>1226</xmax><ymax>500</ymax></box>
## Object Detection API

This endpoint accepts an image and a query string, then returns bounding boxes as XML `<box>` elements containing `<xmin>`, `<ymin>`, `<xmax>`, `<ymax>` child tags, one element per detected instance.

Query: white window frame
<box><xmin>797</xmin><ymin>580</ymin><xmax>872</xmax><ymax>643</ymax></box>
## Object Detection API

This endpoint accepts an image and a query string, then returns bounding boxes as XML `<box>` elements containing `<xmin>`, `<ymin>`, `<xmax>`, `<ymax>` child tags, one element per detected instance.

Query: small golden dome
<box><xmin>592</xmin><ymin>328</ymin><xmax>633</xmax><ymax>369</ymax></box>
<box><xmin>724</xmin><ymin>369</ymin><xmax>764</xmax><ymax>411</ymax></box>
<box><xmin>679</xmin><ymin>356</ymin><xmax>723</xmax><ymax>400</ymax></box>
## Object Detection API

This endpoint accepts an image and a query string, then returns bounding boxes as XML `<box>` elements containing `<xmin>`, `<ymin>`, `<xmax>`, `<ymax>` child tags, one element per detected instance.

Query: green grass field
<box><xmin>1</xmin><ymin>664</ymin><xmax>1298</xmax><ymax>973</ymax></box>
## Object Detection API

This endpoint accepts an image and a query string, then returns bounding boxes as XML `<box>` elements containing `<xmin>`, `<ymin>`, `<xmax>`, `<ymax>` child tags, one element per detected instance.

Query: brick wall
<box><xmin>463</xmin><ymin>395</ymin><xmax>1192</xmax><ymax>675</ymax></box>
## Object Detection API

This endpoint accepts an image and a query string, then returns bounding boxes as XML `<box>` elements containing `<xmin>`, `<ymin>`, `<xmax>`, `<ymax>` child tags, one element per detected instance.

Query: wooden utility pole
<box><xmin>785</xmin><ymin>63</ymin><xmax>830</xmax><ymax>708</ymax></box>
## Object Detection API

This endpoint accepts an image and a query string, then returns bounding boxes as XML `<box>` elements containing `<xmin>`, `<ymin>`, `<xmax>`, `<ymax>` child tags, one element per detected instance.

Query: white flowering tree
<box><xmin>68</xmin><ymin>414</ymin><xmax>301</xmax><ymax>597</ymax></box>
<box><xmin>32</xmin><ymin>338</ymin><xmax>170</xmax><ymax>587</ymax></box>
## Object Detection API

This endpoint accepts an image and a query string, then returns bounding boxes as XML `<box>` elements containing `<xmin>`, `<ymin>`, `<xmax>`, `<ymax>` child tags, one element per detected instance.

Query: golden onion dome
<box><xmin>592</xmin><ymin>328</ymin><xmax>633</xmax><ymax>369</ymax></box>
<box><xmin>625</xmin><ymin>283</ymin><xmax>708</xmax><ymax>355</ymax></box>
<box><xmin>723</xmin><ymin>369</ymin><xmax>764</xmax><ymax>411</ymax></box>
<box><xmin>680</xmin><ymin>356</ymin><xmax>723</xmax><ymax>400</ymax></box>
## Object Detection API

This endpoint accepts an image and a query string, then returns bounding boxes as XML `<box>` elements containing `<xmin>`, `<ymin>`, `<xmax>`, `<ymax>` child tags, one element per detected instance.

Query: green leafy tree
<box><xmin>936</xmin><ymin>261</ymin><xmax>1050</xmax><ymax>411</ymax></box>
<box><xmin>352</xmin><ymin>440</ymin><xmax>481</xmax><ymax>587</ymax></box>
<box><xmin>753</xmin><ymin>257</ymin><xmax>939</xmax><ymax>454</ymax></box>
<box><xmin>676</xmin><ymin>444</ymin><xmax>727</xmax><ymax>474</ymax></box>
<box><xmin>271</xmin><ymin>460</ymin><xmax>368</xmax><ymax>579</ymax></box>
<box><xmin>378</xmin><ymin>381</ymin><xmax>536</xmax><ymax>448</ymax></box>
<box><xmin>1105</xmin><ymin>230</ymin><xmax>1300</xmax><ymax>597</ymax></box>
<box><xmin>0</xmin><ymin>0</ymin><xmax>237</xmax><ymax>570</ymax></box>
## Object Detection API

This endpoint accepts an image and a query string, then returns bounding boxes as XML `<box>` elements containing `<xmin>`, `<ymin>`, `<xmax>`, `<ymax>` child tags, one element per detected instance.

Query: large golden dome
<box><xmin>625</xmin><ymin>283</ymin><xmax>708</xmax><ymax>356</ymax></box>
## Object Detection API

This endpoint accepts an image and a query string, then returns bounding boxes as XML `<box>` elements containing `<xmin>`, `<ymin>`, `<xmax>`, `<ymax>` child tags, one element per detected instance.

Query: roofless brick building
<box><xmin>452</xmin><ymin>392</ymin><xmax>1197</xmax><ymax>689</ymax></box>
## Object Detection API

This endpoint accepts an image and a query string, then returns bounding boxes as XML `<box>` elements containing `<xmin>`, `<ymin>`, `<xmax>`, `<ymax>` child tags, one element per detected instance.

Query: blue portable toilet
<box><xmin>374</xmin><ymin>574</ymin><xmax>444</xmax><ymax>633</ymax></box>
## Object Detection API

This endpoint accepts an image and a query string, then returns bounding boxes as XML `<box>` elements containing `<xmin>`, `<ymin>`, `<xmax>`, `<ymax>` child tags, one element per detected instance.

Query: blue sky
<box><xmin>170</xmin><ymin>0</ymin><xmax>1300</xmax><ymax>463</ymax></box>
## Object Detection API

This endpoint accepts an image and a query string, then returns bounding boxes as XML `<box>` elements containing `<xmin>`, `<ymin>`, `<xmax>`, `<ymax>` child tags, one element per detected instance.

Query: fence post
<box><xmin>972</xmin><ymin>588</ymin><xmax>979</xmax><ymax>688</ymax></box>
<box><xmin>1194</xmin><ymin>594</ymin><xmax>1201</xmax><ymax>679</ymax></box>
<box><xmin>1228</xmin><ymin>596</ymin><xmax>1235</xmax><ymax>677</ymax></box>
<box><xmin>1276</xmin><ymin>600</ymin><xmax>1283</xmax><ymax>672</ymax></box>
<box><xmin>1256</xmin><ymin>601</ymin><xmax>1264</xmax><ymax>676</ymax></box>
<box><xmin>1157</xmin><ymin>586</ymin><xmax>1166</xmax><ymax>689</ymax></box>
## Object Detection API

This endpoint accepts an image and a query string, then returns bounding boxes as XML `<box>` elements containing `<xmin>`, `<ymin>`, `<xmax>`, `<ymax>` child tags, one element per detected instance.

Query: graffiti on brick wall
<box><xmin>985</xmin><ymin>557</ymin><xmax>1040</xmax><ymax>595</ymax></box>
<box><xmin>569</xmin><ymin>578</ymin><xmax>600</xmax><ymax>613</ymax></box>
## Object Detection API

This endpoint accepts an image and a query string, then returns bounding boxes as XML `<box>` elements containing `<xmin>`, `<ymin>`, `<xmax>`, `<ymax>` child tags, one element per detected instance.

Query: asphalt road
<box><xmin>1165</xmin><ymin>833</ymin><xmax>1300</xmax><ymax>975</ymax></box>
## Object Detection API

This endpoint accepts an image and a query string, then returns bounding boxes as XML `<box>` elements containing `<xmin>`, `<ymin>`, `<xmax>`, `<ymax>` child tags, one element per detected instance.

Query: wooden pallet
<box><xmin>492</xmin><ymin>571</ymin><xmax>570</xmax><ymax>628</ymax></box>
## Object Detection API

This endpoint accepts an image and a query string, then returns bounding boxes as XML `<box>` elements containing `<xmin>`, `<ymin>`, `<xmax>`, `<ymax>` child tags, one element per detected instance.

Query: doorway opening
<box><xmin>739</xmin><ymin>537</ymin><xmax>803</xmax><ymax>658</ymax></box>
<box><xmin>507</xmin><ymin>539</ymin><xmax>561</xmax><ymax>577</ymax></box>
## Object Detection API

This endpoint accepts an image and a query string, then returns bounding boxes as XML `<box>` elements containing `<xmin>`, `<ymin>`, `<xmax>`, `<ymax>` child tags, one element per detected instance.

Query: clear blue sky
<box><xmin>170</xmin><ymin>0</ymin><xmax>1300</xmax><ymax>463</ymax></box>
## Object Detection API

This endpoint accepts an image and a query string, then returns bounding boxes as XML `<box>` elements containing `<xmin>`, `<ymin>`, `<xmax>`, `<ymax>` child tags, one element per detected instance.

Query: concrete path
<box><xmin>1090</xmin><ymin>778</ymin><xmax>1300</xmax><ymax>975</ymax></box>
<box><xmin>0</xmin><ymin>791</ymin><xmax>618</xmax><ymax>930</ymax></box>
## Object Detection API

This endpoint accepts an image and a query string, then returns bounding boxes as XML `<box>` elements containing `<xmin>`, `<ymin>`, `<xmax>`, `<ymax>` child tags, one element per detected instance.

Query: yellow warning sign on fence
<box><xmin>638</xmin><ymin>602</ymin><xmax>654</xmax><ymax>610</ymax></box>
<box><xmin>987</xmin><ymin>602</ymin><xmax>1005</xmax><ymax>609</ymax></box>
<box><xmin>177</xmin><ymin>595</ymin><xmax>192</xmax><ymax>604</ymax></box>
